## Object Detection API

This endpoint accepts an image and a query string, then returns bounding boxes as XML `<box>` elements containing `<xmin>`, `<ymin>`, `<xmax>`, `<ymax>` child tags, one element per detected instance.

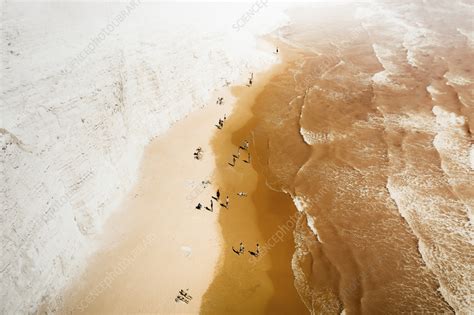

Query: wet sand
<box><xmin>200</xmin><ymin>41</ymin><xmax>309</xmax><ymax>315</ymax></box>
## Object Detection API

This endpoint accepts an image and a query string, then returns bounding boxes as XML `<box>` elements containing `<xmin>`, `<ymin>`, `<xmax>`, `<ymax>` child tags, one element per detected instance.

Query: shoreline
<box><xmin>200</xmin><ymin>39</ymin><xmax>309</xmax><ymax>314</ymax></box>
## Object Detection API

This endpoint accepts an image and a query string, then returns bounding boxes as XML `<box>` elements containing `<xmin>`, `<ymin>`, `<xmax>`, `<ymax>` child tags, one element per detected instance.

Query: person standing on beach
<box><xmin>244</xmin><ymin>152</ymin><xmax>251</xmax><ymax>163</ymax></box>
<box><xmin>233</xmin><ymin>148</ymin><xmax>240</xmax><ymax>159</ymax></box>
<box><xmin>229</xmin><ymin>156</ymin><xmax>236</xmax><ymax>166</ymax></box>
<box><xmin>225</xmin><ymin>196</ymin><xmax>229</xmax><ymax>208</ymax></box>
<box><xmin>239</xmin><ymin>242</ymin><xmax>245</xmax><ymax>254</ymax></box>
<box><xmin>248</xmin><ymin>72</ymin><xmax>253</xmax><ymax>86</ymax></box>
<box><xmin>194</xmin><ymin>147</ymin><xmax>203</xmax><ymax>160</ymax></box>
<box><xmin>175</xmin><ymin>295</ymin><xmax>189</xmax><ymax>304</ymax></box>
<box><xmin>210</xmin><ymin>199</ymin><xmax>214</xmax><ymax>211</ymax></box>
<box><xmin>179</xmin><ymin>289</ymin><xmax>192</xmax><ymax>301</ymax></box>
<box><xmin>195</xmin><ymin>203</ymin><xmax>202</xmax><ymax>210</ymax></box>
<box><xmin>240</xmin><ymin>140</ymin><xmax>249</xmax><ymax>151</ymax></box>
<box><xmin>216</xmin><ymin>189</ymin><xmax>220</xmax><ymax>200</ymax></box>
<box><xmin>248</xmin><ymin>243</ymin><xmax>260</xmax><ymax>258</ymax></box>
<box><xmin>247</xmin><ymin>153</ymin><xmax>251</xmax><ymax>163</ymax></box>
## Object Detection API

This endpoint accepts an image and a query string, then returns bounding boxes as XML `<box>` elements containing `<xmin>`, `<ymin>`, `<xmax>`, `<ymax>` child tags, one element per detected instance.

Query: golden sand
<box><xmin>55</xmin><ymin>86</ymin><xmax>233</xmax><ymax>314</ymax></box>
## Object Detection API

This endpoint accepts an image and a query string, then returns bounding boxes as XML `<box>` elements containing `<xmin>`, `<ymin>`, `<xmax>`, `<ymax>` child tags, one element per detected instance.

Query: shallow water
<box><xmin>212</xmin><ymin>1</ymin><xmax>473</xmax><ymax>314</ymax></box>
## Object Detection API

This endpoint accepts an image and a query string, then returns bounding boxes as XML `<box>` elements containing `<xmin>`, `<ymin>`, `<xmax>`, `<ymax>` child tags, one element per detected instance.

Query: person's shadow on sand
<box><xmin>248</xmin><ymin>250</ymin><xmax>258</xmax><ymax>257</ymax></box>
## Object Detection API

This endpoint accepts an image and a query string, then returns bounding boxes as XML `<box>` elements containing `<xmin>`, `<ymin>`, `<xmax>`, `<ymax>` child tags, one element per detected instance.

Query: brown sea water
<box><xmin>258</xmin><ymin>1</ymin><xmax>473</xmax><ymax>314</ymax></box>
<box><xmin>203</xmin><ymin>1</ymin><xmax>473</xmax><ymax>314</ymax></box>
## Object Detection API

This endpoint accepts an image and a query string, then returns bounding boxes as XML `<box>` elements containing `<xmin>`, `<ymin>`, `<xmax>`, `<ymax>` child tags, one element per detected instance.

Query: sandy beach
<box><xmin>200</xmin><ymin>40</ymin><xmax>308</xmax><ymax>314</ymax></box>
<box><xmin>53</xmin><ymin>38</ymin><xmax>286</xmax><ymax>313</ymax></box>
<box><xmin>53</xmin><ymin>89</ymin><xmax>232</xmax><ymax>313</ymax></box>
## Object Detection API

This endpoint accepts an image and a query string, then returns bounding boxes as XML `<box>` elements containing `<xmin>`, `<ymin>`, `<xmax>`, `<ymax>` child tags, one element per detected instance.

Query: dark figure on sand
<box><xmin>228</xmin><ymin>156</ymin><xmax>236</xmax><ymax>167</ymax></box>
<box><xmin>180</xmin><ymin>289</ymin><xmax>192</xmax><ymax>300</ymax></box>
<box><xmin>175</xmin><ymin>289</ymin><xmax>192</xmax><ymax>304</ymax></box>
<box><xmin>243</xmin><ymin>152</ymin><xmax>251</xmax><ymax>163</ymax></box>
<box><xmin>221</xmin><ymin>195</ymin><xmax>229</xmax><ymax>208</ymax></box>
<box><xmin>175</xmin><ymin>295</ymin><xmax>189</xmax><ymax>304</ymax></box>
<box><xmin>240</xmin><ymin>140</ymin><xmax>249</xmax><ymax>151</ymax></box>
<box><xmin>248</xmin><ymin>72</ymin><xmax>254</xmax><ymax>87</ymax></box>
<box><xmin>212</xmin><ymin>189</ymin><xmax>220</xmax><ymax>201</ymax></box>
<box><xmin>215</xmin><ymin>119</ymin><xmax>224</xmax><ymax>129</ymax></box>
<box><xmin>249</xmin><ymin>243</ymin><xmax>260</xmax><ymax>257</ymax></box>
<box><xmin>193</xmin><ymin>147</ymin><xmax>203</xmax><ymax>160</ymax></box>
<box><xmin>195</xmin><ymin>203</ymin><xmax>202</xmax><ymax>210</ymax></box>
<box><xmin>232</xmin><ymin>242</ymin><xmax>245</xmax><ymax>255</ymax></box>
<box><xmin>233</xmin><ymin>148</ymin><xmax>240</xmax><ymax>159</ymax></box>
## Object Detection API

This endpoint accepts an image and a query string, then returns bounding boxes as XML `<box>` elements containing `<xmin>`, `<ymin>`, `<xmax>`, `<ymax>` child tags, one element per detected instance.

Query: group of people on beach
<box><xmin>175</xmin><ymin>289</ymin><xmax>192</xmax><ymax>304</ymax></box>
<box><xmin>215</xmin><ymin>114</ymin><xmax>227</xmax><ymax>129</ymax></box>
<box><xmin>180</xmin><ymin>48</ymin><xmax>281</xmax><ymax>305</ymax></box>
<box><xmin>193</xmin><ymin>147</ymin><xmax>203</xmax><ymax>160</ymax></box>
<box><xmin>232</xmin><ymin>242</ymin><xmax>260</xmax><ymax>257</ymax></box>
<box><xmin>227</xmin><ymin>139</ymin><xmax>259</xmax><ymax>258</ymax></box>
<box><xmin>193</xmin><ymin>140</ymin><xmax>252</xmax><ymax>214</ymax></box>
<box><xmin>195</xmin><ymin>189</ymin><xmax>230</xmax><ymax>212</ymax></box>
<box><xmin>229</xmin><ymin>140</ymin><xmax>250</xmax><ymax>166</ymax></box>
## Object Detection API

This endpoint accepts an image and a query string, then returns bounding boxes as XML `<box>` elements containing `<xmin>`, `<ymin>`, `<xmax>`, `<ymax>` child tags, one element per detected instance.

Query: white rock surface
<box><xmin>0</xmin><ymin>1</ymin><xmax>290</xmax><ymax>312</ymax></box>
